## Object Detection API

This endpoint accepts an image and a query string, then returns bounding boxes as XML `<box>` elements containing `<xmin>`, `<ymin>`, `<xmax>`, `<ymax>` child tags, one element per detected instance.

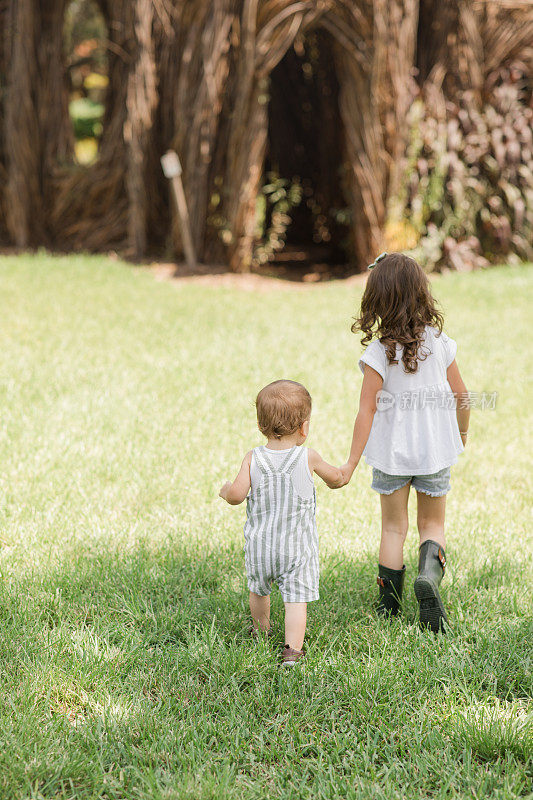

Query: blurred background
<box><xmin>0</xmin><ymin>0</ymin><xmax>531</xmax><ymax>276</ymax></box>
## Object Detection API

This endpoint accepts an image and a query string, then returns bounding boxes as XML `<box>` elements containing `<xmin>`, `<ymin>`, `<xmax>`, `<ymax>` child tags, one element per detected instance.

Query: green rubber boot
<box><xmin>376</xmin><ymin>564</ymin><xmax>406</xmax><ymax>617</ymax></box>
<box><xmin>414</xmin><ymin>540</ymin><xmax>447</xmax><ymax>632</ymax></box>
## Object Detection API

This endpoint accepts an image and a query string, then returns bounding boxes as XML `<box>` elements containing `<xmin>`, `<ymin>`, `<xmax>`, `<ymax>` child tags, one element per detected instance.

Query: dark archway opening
<box><xmin>258</xmin><ymin>30</ymin><xmax>352</xmax><ymax>279</ymax></box>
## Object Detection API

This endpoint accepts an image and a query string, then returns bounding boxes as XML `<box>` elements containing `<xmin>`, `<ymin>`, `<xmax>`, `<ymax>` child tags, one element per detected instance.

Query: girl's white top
<box><xmin>359</xmin><ymin>326</ymin><xmax>464</xmax><ymax>475</ymax></box>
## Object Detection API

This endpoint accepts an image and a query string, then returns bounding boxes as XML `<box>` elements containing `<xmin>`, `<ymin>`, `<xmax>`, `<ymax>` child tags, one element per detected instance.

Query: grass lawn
<box><xmin>0</xmin><ymin>253</ymin><xmax>531</xmax><ymax>800</ymax></box>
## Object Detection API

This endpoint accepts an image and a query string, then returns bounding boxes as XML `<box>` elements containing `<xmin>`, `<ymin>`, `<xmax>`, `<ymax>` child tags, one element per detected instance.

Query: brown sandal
<box><xmin>281</xmin><ymin>645</ymin><xmax>304</xmax><ymax>667</ymax></box>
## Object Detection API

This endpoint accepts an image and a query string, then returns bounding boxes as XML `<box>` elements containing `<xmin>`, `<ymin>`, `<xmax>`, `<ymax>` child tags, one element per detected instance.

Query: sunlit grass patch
<box><xmin>452</xmin><ymin>700</ymin><xmax>532</xmax><ymax>762</ymax></box>
<box><xmin>36</xmin><ymin>676</ymin><xmax>90</xmax><ymax>726</ymax></box>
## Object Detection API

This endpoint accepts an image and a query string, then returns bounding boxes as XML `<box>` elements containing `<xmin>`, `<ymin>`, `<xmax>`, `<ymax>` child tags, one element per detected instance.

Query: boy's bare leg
<box><xmin>249</xmin><ymin>592</ymin><xmax>271</xmax><ymax>631</ymax></box>
<box><xmin>378</xmin><ymin>482</ymin><xmax>411</xmax><ymax>570</ymax></box>
<box><xmin>284</xmin><ymin>602</ymin><xmax>307</xmax><ymax>651</ymax></box>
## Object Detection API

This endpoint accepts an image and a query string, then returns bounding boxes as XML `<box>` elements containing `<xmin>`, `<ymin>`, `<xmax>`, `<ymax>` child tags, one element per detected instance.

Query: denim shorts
<box><xmin>371</xmin><ymin>467</ymin><xmax>451</xmax><ymax>497</ymax></box>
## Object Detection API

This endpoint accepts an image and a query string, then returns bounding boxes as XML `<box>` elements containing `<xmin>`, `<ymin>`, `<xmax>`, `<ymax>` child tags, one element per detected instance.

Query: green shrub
<box><xmin>69</xmin><ymin>97</ymin><xmax>104</xmax><ymax>140</ymax></box>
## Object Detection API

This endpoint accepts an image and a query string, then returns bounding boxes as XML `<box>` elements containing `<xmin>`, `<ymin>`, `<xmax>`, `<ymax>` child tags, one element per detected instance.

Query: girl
<box><xmin>340</xmin><ymin>253</ymin><xmax>469</xmax><ymax>632</ymax></box>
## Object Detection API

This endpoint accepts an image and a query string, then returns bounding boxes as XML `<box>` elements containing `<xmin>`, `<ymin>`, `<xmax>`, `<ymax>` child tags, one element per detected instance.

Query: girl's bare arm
<box><xmin>340</xmin><ymin>365</ymin><xmax>383</xmax><ymax>484</ymax></box>
<box><xmin>447</xmin><ymin>359</ymin><xmax>470</xmax><ymax>446</ymax></box>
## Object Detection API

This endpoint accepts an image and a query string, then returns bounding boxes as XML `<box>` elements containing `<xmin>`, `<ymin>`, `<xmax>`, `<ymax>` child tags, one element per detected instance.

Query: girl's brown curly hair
<box><xmin>352</xmin><ymin>253</ymin><xmax>444</xmax><ymax>374</ymax></box>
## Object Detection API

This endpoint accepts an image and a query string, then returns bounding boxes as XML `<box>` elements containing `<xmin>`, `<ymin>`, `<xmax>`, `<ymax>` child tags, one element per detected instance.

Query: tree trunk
<box><xmin>124</xmin><ymin>0</ymin><xmax>158</xmax><ymax>260</ymax></box>
<box><xmin>4</xmin><ymin>0</ymin><xmax>42</xmax><ymax>246</ymax></box>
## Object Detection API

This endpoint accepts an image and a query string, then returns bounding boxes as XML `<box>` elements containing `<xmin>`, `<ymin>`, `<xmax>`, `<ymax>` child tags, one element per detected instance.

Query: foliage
<box><xmin>390</xmin><ymin>76</ymin><xmax>533</xmax><ymax>271</ymax></box>
<box><xmin>0</xmin><ymin>254</ymin><xmax>531</xmax><ymax>798</ymax></box>
<box><xmin>63</xmin><ymin>0</ymin><xmax>108</xmax><ymax>170</ymax></box>
<box><xmin>69</xmin><ymin>97</ymin><xmax>104</xmax><ymax>140</ymax></box>
<box><xmin>74</xmin><ymin>137</ymin><xmax>99</xmax><ymax>165</ymax></box>
<box><xmin>63</xmin><ymin>0</ymin><xmax>108</xmax><ymax>68</ymax></box>
<box><xmin>254</xmin><ymin>173</ymin><xmax>303</xmax><ymax>264</ymax></box>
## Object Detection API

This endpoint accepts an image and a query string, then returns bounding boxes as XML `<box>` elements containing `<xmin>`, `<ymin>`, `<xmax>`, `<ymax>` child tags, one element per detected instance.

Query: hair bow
<box><xmin>368</xmin><ymin>252</ymin><xmax>388</xmax><ymax>270</ymax></box>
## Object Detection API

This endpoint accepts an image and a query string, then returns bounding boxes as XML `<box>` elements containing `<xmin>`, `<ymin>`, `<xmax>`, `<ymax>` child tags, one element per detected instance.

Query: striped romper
<box><xmin>244</xmin><ymin>445</ymin><xmax>319</xmax><ymax>603</ymax></box>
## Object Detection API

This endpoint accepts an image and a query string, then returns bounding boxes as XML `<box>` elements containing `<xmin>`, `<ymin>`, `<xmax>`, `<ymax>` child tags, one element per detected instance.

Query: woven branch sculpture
<box><xmin>0</xmin><ymin>0</ymin><xmax>531</xmax><ymax>271</ymax></box>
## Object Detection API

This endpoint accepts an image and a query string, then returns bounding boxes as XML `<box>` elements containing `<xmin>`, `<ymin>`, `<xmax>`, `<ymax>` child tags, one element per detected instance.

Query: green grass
<box><xmin>0</xmin><ymin>253</ymin><xmax>531</xmax><ymax>799</ymax></box>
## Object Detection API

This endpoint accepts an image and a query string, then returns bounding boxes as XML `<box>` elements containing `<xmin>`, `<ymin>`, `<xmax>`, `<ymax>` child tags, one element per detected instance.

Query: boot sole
<box><xmin>414</xmin><ymin>576</ymin><xmax>447</xmax><ymax>633</ymax></box>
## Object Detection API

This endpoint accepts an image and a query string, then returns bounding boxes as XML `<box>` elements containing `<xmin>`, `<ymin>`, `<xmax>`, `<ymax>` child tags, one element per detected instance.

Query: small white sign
<box><xmin>161</xmin><ymin>151</ymin><xmax>182</xmax><ymax>178</ymax></box>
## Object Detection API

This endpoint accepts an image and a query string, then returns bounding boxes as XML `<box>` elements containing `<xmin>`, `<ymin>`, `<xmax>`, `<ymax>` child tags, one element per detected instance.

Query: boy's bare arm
<box><xmin>219</xmin><ymin>452</ymin><xmax>252</xmax><ymax>504</ymax></box>
<box><xmin>340</xmin><ymin>364</ymin><xmax>383</xmax><ymax>484</ymax></box>
<box><xmin>308</xmin><ymin>449</ymin><xmax>343</xmax><ymax>489</ymax></box>
<box><xmin>447</xmin><ymin>359</ymin><xmax>470</xmax><ymax>446</ymax></box>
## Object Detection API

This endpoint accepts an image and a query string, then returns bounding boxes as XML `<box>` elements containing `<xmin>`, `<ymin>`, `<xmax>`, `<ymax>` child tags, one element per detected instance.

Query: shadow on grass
<box><xmin>0</xmin><ymin>541</ymin><xmax>531</xmax><ymax>800</ymax></box>
<box><xmin>2</xmin><ymin>540</ymin><xmax>531</xmax><ymax>699</ymax></box>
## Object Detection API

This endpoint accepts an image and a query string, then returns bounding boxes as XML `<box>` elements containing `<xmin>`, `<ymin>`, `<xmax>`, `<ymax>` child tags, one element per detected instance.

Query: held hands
<box><xmin>339</xmin><ymin>461</ymin><xmax>357</xmax><ymax>487</ymax></box>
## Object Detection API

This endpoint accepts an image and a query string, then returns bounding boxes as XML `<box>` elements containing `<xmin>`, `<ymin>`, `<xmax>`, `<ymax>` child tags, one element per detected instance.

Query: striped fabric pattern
<box><xmin>244</xmin><ymin>446</ymin><xmax>319</xmax><ymax>603</ymax></box>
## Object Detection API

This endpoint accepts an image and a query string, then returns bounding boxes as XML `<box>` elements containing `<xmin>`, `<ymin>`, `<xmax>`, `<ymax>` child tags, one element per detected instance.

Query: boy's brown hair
<box><xmin>352</xmin><ymin>252</ymin><xmax>444</xmax><ymax>374</ymax></box>
<box><xmin>256</xmin><ymin>380</ymin><xmax>312</xmax><ymax>440</ymax></box>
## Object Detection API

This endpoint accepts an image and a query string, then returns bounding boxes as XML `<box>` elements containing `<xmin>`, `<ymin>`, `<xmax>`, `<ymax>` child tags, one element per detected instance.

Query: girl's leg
<box><xmin>249</xmin><ymin>592</ymin><xmax>271</xmax><ymax>632</ymax></box>
<box><xmin>415</xmin><ymin>493</ymin><xmax>447</xmax><ymax>632</ymax></box>
<box><xmin>379</xmin><ymin>483</ymin><xmax>411</xmax><ymax>570</ymax></box>
<box><xmin>284</xmin><ymin>602</ymin><xmax>307</xmax><ymax>651</ymax></box>
<box><xmin>416</xmin><ymin>492</ymin><xmax>446</xmax><ymax>548</ymax></box>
